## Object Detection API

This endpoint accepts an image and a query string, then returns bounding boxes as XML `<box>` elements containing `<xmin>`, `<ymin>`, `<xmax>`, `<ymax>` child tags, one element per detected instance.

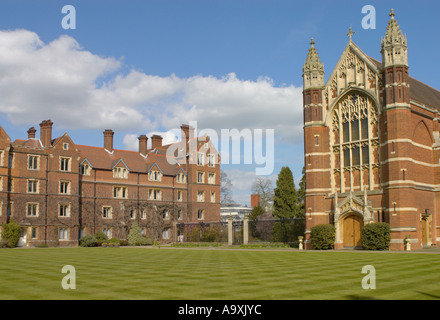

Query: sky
<box><xmin>0</xmin><ymin>0</ymin><xmax>439</xmax><ymax>205</ymax></box>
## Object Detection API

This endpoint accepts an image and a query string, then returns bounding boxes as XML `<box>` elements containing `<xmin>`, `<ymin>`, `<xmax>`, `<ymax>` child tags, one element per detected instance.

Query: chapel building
<box><xmin>302</xmin><ymin>10</ymin><xmax>440</xmax><ymax>250</ymax></box>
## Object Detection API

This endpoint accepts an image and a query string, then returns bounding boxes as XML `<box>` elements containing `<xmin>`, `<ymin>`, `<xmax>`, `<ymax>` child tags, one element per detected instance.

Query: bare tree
<box><xmin>251</xmin><ymin>176</ymin><xmax>274</xmax><ymax>213</ymax></box>
<box><xmin>220</xmin><ymin>170</ymin><xmax>234</xmax><ymax>205</ymax></box>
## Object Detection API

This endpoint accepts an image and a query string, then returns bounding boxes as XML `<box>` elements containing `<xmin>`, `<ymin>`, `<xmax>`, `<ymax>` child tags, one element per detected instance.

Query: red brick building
<box><xmin>303</xmin><ymin>10</ymin><xmax>440</xmax><ymax>250</ymax></box>
<box><xmin>0</xmin><ymin>121</ymin><xmax>220</xmax><ymax>246</ymax></box>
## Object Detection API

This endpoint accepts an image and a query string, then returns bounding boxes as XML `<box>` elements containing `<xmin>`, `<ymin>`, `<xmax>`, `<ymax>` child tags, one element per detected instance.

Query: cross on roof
<box><xmin>346</xmin><ymin>27</ymin><xmax>355</xmax><ymax>41</ymax></box>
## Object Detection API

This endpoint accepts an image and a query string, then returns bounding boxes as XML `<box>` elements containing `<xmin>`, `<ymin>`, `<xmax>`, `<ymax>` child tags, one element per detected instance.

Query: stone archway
<box><xmin>333</xmin><ymin>191</ymin><xmax>372</xmax><ymax>249</ymax></box>
<box><xmin>342</xmin><ymin>213</ymin><xmax>363</xmax><ymax>248</ymax></box>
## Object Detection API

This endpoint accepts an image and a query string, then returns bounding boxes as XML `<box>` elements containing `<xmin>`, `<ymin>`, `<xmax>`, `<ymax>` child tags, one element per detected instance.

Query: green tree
<box><xmin>273</xmin><ymin>167</ymin><xmax>299</xmax><ymax>220</ymax></box>
<box><xmin>297</xmin><ymin>166</ymin><xmax>306</xmax><ymax>217</ymax></box>
<box><xmin>248</xmin><ymin>205</ymin><xmax>265</xmax><ymax>239</ymax></box>
<box><xmin>1</xmin><ymin>220</ymin><xmax>22</xmax><ymax>248</ymax></box>
<box><xmin>127</xmin><ymin>221</ymin><xmax>142</xmax><ymax>246</ymax></box>
<box><xmin>272</xmin><ymin>167</ymin><xmax>299</xmax><ymax>242</ymax></box>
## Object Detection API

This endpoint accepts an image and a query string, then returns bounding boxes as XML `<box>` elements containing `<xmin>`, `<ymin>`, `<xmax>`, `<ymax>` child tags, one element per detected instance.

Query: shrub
<box><xmin>108</xmin><ymin>238</ymin><xmax>120</xmax><ymax>245</ymax></box>
<box><xmin>35</xmin><ymin>243</ymin><xmax>49</xmax><ymax>248</ymax></box>
<box><xmin>361</xmin><ymin>222</ymin><xmax>391</xmax><ymax>250</ymax></box>
<box><xmin>1</xmin><ymin>220</ymin><xmax>22</xmax><ymax>248</ymax></box>
<box><xmin>186</xmin><ymin>225</ymin><xmax>226</xmax><ymax>243</ymax></box>
<box><xmin>94</xmin><ymin>231</ymin><xmax>108</xmax><ymax>245</ymax></box>
<box><xmin>0</xmin><ymin>239</ymin><xmax>9</xmax><ymax>248</ymax></box>
<box><xmin>310</xmin><ymin>224</ymin><xmax>335</xmax><ymax>250</ymax></box>
<box><xmin>119</xmin><ymin>240</ymin><xmax>129</xmax><ymax>246</ymax></box>
<box><xmin>79</xmin><ymin>234</ymin><xmax>98</xmax><ymax>247</ymax></box>
<box><xmin>135</xmin><ymin>237</ymin><xmax>153</xmax><ymax>246</ymax></box>
<box><xmin>127</xmin><ymin>221</ymin><xmax>142</xmax><ymax>245</ymax></box>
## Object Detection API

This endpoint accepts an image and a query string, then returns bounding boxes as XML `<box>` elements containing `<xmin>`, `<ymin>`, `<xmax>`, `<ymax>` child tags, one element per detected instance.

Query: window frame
<box><xmin>26</xmin><ymin>203</ymin><xmax>39</xmax><ymax>217</ymax></box>
<box><xmin>59</xmin><ymin>157</ymin><xmax>71</xmax><ymax>172</ymax></box>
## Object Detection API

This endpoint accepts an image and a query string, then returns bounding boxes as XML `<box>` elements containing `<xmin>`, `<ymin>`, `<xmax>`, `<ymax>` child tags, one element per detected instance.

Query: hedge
<box><xmin>310</xmin><ymin>224</ymin><xmax>335</xmax><ymax>250</ymax></box>
<box><xmin>1</xmin><ymin>220</ymin><xmax>21</xmax><ymax>248</ymax></box>
<box><xmin>361</xmin><ymin>222</ymin><xmax>391</xmax><ymax>250</ymax></box>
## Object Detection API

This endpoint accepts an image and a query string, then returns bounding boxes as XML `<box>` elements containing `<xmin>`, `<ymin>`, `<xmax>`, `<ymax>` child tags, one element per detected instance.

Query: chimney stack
<box><xmin>138</xmin><ymin>134</ymin><xmax>148</xmax><ymax>156</ymax></box>
<box><xmin>103</xmin><ymin>129</ymin><xmax>114</xmax><ymax>152</ymax></box>
<box><xmin>39</xmin><ymin>120</ymin><xmax>53</xmax><ymax>148</ymax></box>
<box><xmin>251</xmin><ymin>194</ymin><xmax>261</xmax><ymax>208</ymax></box>
<box><xmin>181</xmin><ymin>124</ymin><xmax>195</xmax><ymax>144</ymax></box>
<box><xmin>27</xmin><ymin>127</ymin><xmax>37</xmax><ymax>139</ymax></box>
<box><xmin>151</xmin><ymin>135</ymin><xmax>163</xmax><ymax>149</ymax></box>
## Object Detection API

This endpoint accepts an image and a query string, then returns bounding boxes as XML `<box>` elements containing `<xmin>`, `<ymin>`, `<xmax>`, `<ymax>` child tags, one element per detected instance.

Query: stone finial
<box><xmin>389</xmin><ymin>8</ymin><xmax>395</xmax><ymax>19</ymax></box>
<box><xmin>381</xmin><ymin>8</ymin><xmax>408</xmax><ymax>68</ymax></box>
<box><xmin>382</xmin><ymin>8</ymin><xmax>407</xmax><ymax>48</ymax></box>
<box><xmin>303</xmin><ymin>37</ymin><xmax>324</xmax><ymax>89</ymax></box>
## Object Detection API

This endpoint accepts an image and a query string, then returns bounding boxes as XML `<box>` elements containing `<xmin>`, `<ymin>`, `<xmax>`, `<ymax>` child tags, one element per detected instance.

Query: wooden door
<box><xmin>343</xmin><ymin>214</ymin><xmax>362</xmax><ymax>247</ymax></box>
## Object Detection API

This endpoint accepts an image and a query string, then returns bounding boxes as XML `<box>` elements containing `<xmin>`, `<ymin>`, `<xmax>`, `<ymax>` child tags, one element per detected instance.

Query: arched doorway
<box><xmin>342</xmin><ymin>214</ymin><xmax>363</xmax><ymax>248</ymax></box>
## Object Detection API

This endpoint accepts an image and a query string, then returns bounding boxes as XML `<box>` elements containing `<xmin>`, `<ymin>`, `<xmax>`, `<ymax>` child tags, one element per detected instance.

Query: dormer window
<box><xmin>113</xmin><ymin>167</ymin><xmax>128</xmax><ymax>179</ymax></box>
<box><xmin>80</xmin><ymin>163</ymin><xmax>91</xmax><ymax>176</ymax></box>
<box><xmin>177</xmin><ymin>172</ymin><xmax>186</xmax><ymax>183</ymax></box>
<box><xmin>149</xmin><ymin>170</ymin><xmax>162</xmax><ymax>181</ymax></box>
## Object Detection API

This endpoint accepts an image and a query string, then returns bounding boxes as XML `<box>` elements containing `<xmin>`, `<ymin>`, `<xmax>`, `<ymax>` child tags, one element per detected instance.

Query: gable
<box><xmin>112</xmin><ymin>158</ymin><xmax>130</xmax><ymax>171</ymax></box>
<box><xmin>324</xmin><ymin>42</ymin><xmax>382</xmax><ymax>117</ymax></box>
<box><xmin>147</xmin><ymin>162</ymin><xmax>163</xmax><ymax>174</ymax></box>
<box><xmin>0</xmin><ymin>126</ymin><xmax>11</xmax><ymax>146</ymax></box>
<box><xmin>52</xmin><ymin>133</ymin><xmax>79</xmax><ymax>152</ymax></box>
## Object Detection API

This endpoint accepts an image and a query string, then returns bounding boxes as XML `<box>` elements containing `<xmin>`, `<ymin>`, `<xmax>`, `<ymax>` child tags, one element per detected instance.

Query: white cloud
<box><xmin>122</xmin><ymin>130</ymin><xmax>180</xmax><ymax>151</ymax></box>
<box><xmin>222</xmin><ymin>168</ymin><xmax>279</xmax><ymax>205</ymax></box>
<box><xmin>0</xmin><ymin>29</ymin><xmax>304</xmax><ymax>144</ymax></box>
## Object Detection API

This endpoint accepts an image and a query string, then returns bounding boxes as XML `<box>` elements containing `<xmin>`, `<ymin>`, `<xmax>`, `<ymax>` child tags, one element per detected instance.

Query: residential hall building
<box><xmin>303</xmin><ymin>10</ymin><xmax>440</xmax><ymax>250</ymax></box>
<box><xmin>0</xmin><ymin>121</ymin><xmax>220</xmax><ymax>246</ymax></box>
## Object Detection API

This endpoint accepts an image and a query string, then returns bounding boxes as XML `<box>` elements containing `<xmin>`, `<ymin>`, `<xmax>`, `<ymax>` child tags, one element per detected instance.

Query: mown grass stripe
<box><xmin>0</xmin><ymin>248</ymin><xmax>440</xmax><ymax>299</ymax></box>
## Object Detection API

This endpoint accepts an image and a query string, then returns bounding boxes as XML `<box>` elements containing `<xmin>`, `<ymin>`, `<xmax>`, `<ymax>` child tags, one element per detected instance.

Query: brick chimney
<box><xmin>27</xmin><ymin>127</ymin><xmax>37</xmax><ymax>139</ymax></box>
<box><xmin>151</xmin><ymin>135</ymin><xmax>163</xmax><ymax>149</ymax></box>
<box><xmin>181</xmin><ymin>124</ymin><xmax>195</xmax><ymax>143</ymax></box>
<box><xmin>138</xmin><ymin>134</ymin><xmax>148</xmax><ymax>156</ymax></box>
<box><xmin>39</xmin><ymin>120</ymin><xmax>53</xmax><ymax>148</ymax></box>
<box><xmin>103</xmin><ymin>129</ymin><xmax>114</xmax><ymax>152</ymax></box>
<box><xmin>251</xmin><ymin>194</ymin><xmax>261</xmax><ymax>208</ymax></box>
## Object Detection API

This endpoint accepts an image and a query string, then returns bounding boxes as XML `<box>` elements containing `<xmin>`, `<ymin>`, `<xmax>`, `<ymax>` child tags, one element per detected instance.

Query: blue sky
<box><xmin>0</xmin><ymin>0</ymin><xmax>438</xmax><ymax>205</ymax></box>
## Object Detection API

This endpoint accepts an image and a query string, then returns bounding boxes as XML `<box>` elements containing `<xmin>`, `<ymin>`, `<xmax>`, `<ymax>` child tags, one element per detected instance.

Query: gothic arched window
<box><xmin>331</xmin><ymin>92</ymin><xmax>379</xmax><ymax>192</ymax></box>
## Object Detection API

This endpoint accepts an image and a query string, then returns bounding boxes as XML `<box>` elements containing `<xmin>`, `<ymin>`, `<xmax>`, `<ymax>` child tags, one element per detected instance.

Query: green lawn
<box><xmin>0</xmin><ymin>247</ymin><xmax>439</xmax><ymax>300</ymax></box>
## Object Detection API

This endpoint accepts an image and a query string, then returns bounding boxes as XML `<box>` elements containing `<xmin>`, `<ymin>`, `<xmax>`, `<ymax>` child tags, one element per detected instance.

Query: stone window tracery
<box><xmin>330</xmin><ymin>92</ymin><xmax>379</xmax><ymax>192</ymax></box>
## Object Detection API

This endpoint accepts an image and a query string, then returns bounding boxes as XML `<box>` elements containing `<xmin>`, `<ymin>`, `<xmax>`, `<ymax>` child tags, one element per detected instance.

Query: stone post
<box><xmin>404</xmin><ymin>237</ymin><xmax>411</xmax><ymax>251</ymax></box>
<box><xmin>228</xmin><ymin>216</ymin><xmax>233</xmax><ymax>246</ymax></box>
<box><xmin>243</xmin><ymin>215</ymin><xmax>249</xmax><ymax>245</ymax></box>
<box><xmin>298</xmin><ymin>236</ymin><xmax>304</xmax><ymax>250</ymax></box>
